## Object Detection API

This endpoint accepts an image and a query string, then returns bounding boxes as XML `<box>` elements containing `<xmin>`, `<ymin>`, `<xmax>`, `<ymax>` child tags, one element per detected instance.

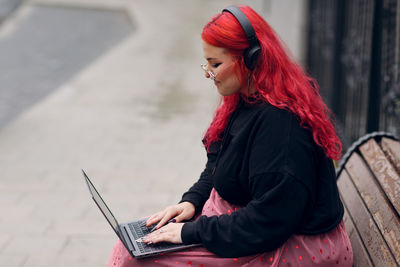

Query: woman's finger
<box><xmin>147</xmin><ymin>233</ymin><xmax>170</xmax><ymax>244</ymax></box>
<box><xmin>145</xmin><ymin>211</ymin><xmax>165</xmax><ymax>226</ymax></box>
<box><xmin>143</xmin><ymin>223</ymin><xmax>183</xmax><ymax>244</ymax></box>
<box><xmin>154</xmin><ymin>210</ymin><xmax>177</xmax><ymax>229</ymax></box>
<box><xmin>145</xmin><ymin>204</ymin><xmax>187</xmax><ymax>228</ymax></box>
<box><xmin>143</xmin><ymin>227</ymin><xmax>166</xmax><ymax>244</ymax></box>
<box><xmin>174</xmin><ymin>213</ymin><xmax>188</xmax><ymax>222</ymax></box>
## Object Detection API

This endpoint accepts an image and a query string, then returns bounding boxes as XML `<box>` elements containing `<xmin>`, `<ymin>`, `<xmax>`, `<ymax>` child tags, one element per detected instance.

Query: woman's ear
<box><xmin>231</xmin><ymin>56</ymin><xmax>248</xmax><ymax>84</ymax></box>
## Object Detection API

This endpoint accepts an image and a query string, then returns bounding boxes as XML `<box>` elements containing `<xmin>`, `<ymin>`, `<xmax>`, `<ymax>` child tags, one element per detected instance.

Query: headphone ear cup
<box><xmin>244</xmin><ymin>45</ymin><xmax>261</xmax><ymax>70</ymax></box>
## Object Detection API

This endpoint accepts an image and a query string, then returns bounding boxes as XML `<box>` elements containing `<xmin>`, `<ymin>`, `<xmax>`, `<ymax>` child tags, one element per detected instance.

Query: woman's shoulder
<box><xmin>249</xmin><ymin>102</ymin><xmax>320</xmax><ymax>188</ymax></box>
<box><xmin>251</xmin><ymin>101</ymin><xmax>303</xmax><ymax>132</ymax></box>
<box><xmin>250</xmin><ymin>101</ymin><xmax>316</xmax><ymax>162</ymax></box>
<box><xmin>238</xmin><ymin>98</ymin><xmax>313</xmax><ymax>146</ymax></box>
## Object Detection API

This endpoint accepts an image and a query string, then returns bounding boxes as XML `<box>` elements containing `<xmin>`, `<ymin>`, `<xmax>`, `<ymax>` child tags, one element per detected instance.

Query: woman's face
<box><xmin>202</xmin><ymin>41</ymin><xmax>244</xmax><ymax>96</ymax></box>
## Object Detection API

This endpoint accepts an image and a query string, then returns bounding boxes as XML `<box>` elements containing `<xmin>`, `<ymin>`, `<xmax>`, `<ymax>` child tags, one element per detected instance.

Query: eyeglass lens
<box><xmin>201</xmin><ymin>64</ymin><xmax>216</xmax><ymax>80</ymax></box>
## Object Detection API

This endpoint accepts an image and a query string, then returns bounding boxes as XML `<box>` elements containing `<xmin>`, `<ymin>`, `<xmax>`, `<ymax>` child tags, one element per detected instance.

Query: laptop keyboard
<box><xmin>130</xmin><ymin>219</ymin><xmax>152</xmax><ymax>238</ymax></box>
<box><xmin>128</xmin><ymin>220</ymin><xmax>172</xmax><ymax>254</ymax></box>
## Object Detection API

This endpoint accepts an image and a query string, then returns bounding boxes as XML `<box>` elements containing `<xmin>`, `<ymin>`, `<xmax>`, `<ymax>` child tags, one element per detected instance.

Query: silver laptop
<box><xmin>81</xmin><ymin>169</ymin><xmax>200</xmax><ymax>258</ymax></box>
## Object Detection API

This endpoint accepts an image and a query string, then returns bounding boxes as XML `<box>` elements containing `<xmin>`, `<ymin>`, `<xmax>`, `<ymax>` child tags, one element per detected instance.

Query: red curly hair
<box><xmin>202</xmin><ymin>5</ymin><xmax>342</xmax><ymax>160</ymax></box>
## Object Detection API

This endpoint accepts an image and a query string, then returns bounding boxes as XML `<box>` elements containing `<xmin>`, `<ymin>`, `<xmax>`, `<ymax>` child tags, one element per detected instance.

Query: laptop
<box><xmin>81</xmin><ymin>169</ymin><xmax>201</xmax><ymax>258</ymax></box>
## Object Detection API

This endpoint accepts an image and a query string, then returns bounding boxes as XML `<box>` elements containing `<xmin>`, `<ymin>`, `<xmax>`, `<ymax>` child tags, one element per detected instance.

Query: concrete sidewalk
<box><xmin>0</xmin><ymin>1</ymin><xmax>303</xmax><ymax>266</ymax></box>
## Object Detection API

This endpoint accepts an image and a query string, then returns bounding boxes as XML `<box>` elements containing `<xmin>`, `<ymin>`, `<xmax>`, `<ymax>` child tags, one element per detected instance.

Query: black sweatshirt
<box><xmin>179</xmin><ymin>97</ymin><xmax>344</xmax><ymax>258</ymax></box>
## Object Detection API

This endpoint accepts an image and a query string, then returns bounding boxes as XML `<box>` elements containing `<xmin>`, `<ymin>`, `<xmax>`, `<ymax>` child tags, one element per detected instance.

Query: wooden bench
<box><xmin>336</xmin><ymin>132</ymin><xmax>400</xmax><ymax>266</ymax></box>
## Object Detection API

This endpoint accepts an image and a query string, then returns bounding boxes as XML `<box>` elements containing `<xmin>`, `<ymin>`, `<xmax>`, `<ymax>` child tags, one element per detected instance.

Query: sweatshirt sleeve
<box><xmin>181</xmin><ymin>172</ymin><xmax>309</xmax><ymax>257</ymax></box>
<box><xmin>179</xmin><ymin>147</ymin><xmax>217</xmax><ymax>214</ymax></box>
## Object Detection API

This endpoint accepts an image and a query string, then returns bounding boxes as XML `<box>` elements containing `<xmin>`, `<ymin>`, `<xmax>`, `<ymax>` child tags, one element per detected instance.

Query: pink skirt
<box><xmin>107</xmin><ymin>189</ymin><xmax>353</xmax><ymax>266</ymax></box>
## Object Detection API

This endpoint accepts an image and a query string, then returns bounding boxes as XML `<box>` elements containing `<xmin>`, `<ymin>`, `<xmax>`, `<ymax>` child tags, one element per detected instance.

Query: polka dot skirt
<box><xmin>107</xmin><ymin>189</ymin><xmax>353</xmax><ymax>267</ymax></box>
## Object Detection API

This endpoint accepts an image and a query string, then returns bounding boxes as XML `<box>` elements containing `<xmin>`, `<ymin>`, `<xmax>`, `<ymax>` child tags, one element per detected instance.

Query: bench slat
<box><xmin>381</xmin><ymin>137</ymin><xmax>400</xmax><ymax>175</ymax></box>
<box><xmin>359</xmin><ymin>139</ymin><xmax>400</xmax><ymax>216</ymax></box>
<box><xmin>337</xmin><ymin>168</ymin><xmax>397</xmax><ymax>266</ymax></box>
<box><xmin>342</xmin><ymin>200</ymin><xmax>374</xmax><ymax>266</ymax></box>
<box><xmin>346</xmin><ymin>152</ymin><xmax>400</xmax><ymax>265</ymax></box>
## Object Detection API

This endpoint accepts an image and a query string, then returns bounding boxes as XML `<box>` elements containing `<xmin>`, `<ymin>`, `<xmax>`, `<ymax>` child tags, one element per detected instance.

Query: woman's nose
<box><xmin>205</xmin><ymin>71</ymin><xmax>210</xmax><ymax>79</ymax></box>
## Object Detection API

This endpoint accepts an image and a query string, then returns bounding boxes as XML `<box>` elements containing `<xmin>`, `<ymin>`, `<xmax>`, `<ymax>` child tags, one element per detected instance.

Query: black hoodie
<box><xmin>180</xmin><ymin>97</ymin><xmax>344</xmax><ymax>258</ymax></box>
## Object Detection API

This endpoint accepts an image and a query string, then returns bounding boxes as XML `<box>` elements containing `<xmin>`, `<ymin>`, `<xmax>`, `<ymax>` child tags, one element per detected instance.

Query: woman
<box><xmin>108</xmin><ymin>5</ymin><xmax>353</xmax><ymax>266</ymax></box>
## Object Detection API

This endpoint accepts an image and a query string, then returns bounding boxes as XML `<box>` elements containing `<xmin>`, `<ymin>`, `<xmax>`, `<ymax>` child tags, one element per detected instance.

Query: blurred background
<box><xmin>307</xmin><ymin>0</ymin><xmax>400</xmax><ymax>148</ymax></box>
<box><xmin>0</xmin><ymin>0</ymin><xmax>398</xmax><ymax>266</ymax></box>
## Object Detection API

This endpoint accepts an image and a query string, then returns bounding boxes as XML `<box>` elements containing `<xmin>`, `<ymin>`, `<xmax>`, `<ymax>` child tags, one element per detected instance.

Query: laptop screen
<box><xmin>82</xmin><ymin>170</ymin><xmax>120</xmax><ymax>235</ymax></box>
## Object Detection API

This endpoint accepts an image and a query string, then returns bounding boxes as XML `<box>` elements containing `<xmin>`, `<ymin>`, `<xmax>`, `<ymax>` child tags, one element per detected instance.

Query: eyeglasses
<box><xmin>200</xmin><ymin>63</ymin><xmax>216</xmax><ymax>81</ymax></box>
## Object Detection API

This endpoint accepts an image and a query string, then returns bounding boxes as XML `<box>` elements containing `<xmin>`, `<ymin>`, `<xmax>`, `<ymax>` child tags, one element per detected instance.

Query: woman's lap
<box><xmin>106</xmin><ymin>189</ymin><xmax>353</xmax><ymax>266</ymax></box>
<box><xmin>106</xmin><ymin>220</ymin><xmax>352</xmax><ymax>267</ymax></box>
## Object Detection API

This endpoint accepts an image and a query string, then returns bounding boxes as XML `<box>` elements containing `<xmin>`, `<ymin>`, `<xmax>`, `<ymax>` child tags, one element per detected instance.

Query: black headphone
<box><xmin>222</xmin><ymin>6</ymin><xmax>261</xmax><ymax>70</ymax></box>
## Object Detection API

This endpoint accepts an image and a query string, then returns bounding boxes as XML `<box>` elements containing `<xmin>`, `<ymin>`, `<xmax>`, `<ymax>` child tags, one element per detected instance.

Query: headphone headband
<box><xmin>222</xmin><ymin>6</ymin><xmax>258</xmax><ymax>47</ymax></box>
<box><xmin>222</xmin><ymin>6</ymin><xmax>260</xmax><ymax>70</ymax></box>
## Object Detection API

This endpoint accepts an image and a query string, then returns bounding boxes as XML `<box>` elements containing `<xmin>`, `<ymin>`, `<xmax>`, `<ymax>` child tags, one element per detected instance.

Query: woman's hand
<box><xmin>145</xmin><ymin>202</ymin><xmax>195</xmax><ymax>230</ymax></box>
<box><xmin>143</xmin><ymin>222</ymin><xmax>184</xmax><ymax>244</ymax></box>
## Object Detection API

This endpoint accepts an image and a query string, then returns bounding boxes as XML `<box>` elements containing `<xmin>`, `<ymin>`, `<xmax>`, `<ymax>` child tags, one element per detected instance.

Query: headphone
<box><xmin>222</xmin><ymin>6</ymin><xmax>261</xmax><ymax>70</ymax></box>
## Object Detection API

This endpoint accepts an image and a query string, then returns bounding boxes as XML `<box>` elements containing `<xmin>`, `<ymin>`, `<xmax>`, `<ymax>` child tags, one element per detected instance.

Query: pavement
<box><xmin>0</xmin><ymin>0</ymin><xmax>299</xmax><ymax>266</ymax></box>
<box><xmin>0</xmin><ymin>0</ymin><xmax>23</xmax><ymax>21</ymax></box>
<box><xmin>0</xmin><ymin>1</ymin><xmax>134</xmax><ymax>128</ymax></box>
